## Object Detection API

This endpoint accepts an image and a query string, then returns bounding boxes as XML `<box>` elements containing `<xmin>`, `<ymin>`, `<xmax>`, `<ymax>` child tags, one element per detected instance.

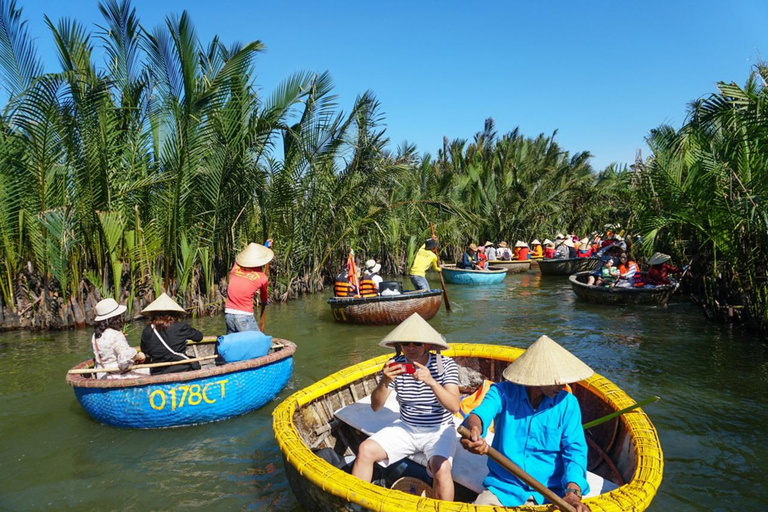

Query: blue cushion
<box><xmin>217</xmin><ymin>331</ymin><xmax>272</xmax><ymax>362</ymax></box>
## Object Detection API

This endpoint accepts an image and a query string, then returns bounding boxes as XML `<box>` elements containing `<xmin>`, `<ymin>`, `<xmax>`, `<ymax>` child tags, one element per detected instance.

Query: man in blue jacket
<box><xmin>460</xmin><ymin>335</ymin><xmax>593</xmax><ymax>512</ymax></box>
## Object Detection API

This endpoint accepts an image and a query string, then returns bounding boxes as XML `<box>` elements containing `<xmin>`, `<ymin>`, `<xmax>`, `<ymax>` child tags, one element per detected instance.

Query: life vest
<box><xmin>359</xmin><ymin>275</ymin><xmax>379</xmax><ymax>297</ymax></box>
<box><xmin>334</xmin><ymin>274</ymin><xmax>355</xmax><ymax>297</ymax></box>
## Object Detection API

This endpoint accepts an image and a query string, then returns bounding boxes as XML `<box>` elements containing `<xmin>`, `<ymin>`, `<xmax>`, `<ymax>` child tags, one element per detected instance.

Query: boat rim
<box><xmin>327</xmin><ymin>289</ymin><xmax>442</xmax><ymax>306</ymax></box>
<box><xmin>66</xmin><ymin>338</ymin><xmax>296</xmax><ymax>389</ymax></box>
<box><xmin>569</xmin><ymin>272</ymin><xmax>677</xmax><ymax>294</ymax></box>
<box><xmin>273</xmin><ymin>342</ymin><xmax>663</xmax><ymax>511</ymax></box>
<box><xmin>441</xmin><ymin>264</ymin><xmax>509</xmax><ymax>274</ymax></box>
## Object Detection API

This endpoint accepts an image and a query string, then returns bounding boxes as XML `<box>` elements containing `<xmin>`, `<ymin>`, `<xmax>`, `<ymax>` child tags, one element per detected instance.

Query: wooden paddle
<box><xmin>68</xmin><ymin>355</ymin><xmax>217</xmax><ymax>375</ymax></box>
<box><xmin>457</xmin><ymin>425</ymin><xmax>577</xmax><ymax>512</ymax></box>
<box><xmin>582</xmin><ymin>396</ymin><xmax>660</xmax><ymax>429</ymax></box>
<box><xmin>259</xmin><ymin>238</ymin><xmax>273</xmax><ymax>332</ymax></box>
<box><xmin>430</xmin><ymin>222</ymin><xmax>451</xmax><ymax>312</ymax></box>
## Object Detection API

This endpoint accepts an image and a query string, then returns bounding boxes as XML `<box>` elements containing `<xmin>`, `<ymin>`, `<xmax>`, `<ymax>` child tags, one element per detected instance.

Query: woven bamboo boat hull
<box><xmin>539</xmin><ymin>257</ymin><xmax>600</xmax><ymax>276</ymax></box>
<box><xmin>570</xmin><ymin>272</ymin><xmax>676</xmax><ymax>306</ymax></box>
<box><xmin>273</xmin><ymin>343</ymin><xmax>663</xmax><ymax>512</ymax></box>
<box><xmin>67</xmin><ymin>339</ymin><xmax>295</xmax><ymax>428</ymax></box>
<box><xmin>328</xmin><ymin>289</ymin><xmax>442</xmax><ymax>325</ymax></box>
<box><xmin>441</xmin><ymin>264</ymin><xmax>508</xmax><ymax>284</ymax></box>
<box><xmin>486</xmin><ymin>260</ymin><xmax>531</xmax><ymax>273</ymax></box>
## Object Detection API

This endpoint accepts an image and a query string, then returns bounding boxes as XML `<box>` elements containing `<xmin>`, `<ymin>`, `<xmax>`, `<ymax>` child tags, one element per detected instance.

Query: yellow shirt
<box><xmin>409</xmin><ymin>246</ymin><xmax>440</xmax><ymax>276</ymax></box>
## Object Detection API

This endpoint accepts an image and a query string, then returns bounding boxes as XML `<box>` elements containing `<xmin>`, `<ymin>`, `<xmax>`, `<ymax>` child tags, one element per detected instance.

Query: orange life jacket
<box><xmin>334</xmin><ymin>274</ymin><xmax>355</xmax><ymax>297</ymax></box>
<box><xmin>358</xmin><ymin>275</ymin><xmax>379</xmax><ymax>297</ymax></box>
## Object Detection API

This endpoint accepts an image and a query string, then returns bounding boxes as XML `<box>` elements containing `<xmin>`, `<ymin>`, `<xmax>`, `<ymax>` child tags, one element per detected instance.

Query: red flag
<box><xmin>347</xmin><ymin>249</ymin><xmax>360</xmax><ymax>297</ymax></box>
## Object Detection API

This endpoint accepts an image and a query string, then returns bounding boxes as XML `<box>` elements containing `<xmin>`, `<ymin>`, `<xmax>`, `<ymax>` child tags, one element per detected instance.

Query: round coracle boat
<box><xmin>539</xmin><ymin>257</ymin><xmax>600</xmax><ymax>276</ymax></box>
<box><xmin>328</xmin><ymin>289</ymin><xmax>442</xmax><ymax>325</ymax></box>
<box><xmin>441</xmin><ymin>264</ymin><xmax>508</xmax><ymax>285</ymax></box>
<box><xmin>570</xmin><ymin>271</ymin><xmax>677</xmax><ymax>306</ymax></box>
<box><xmin>486</xmin><ymin>260</ymin><xmax>531</xmax><ymax>273</ymax></box>
<box><xmin>273</xmin><ymin>343</ymin><xmax>663</xmax><ymax>512</ymax></box>
<box><xmin>67</xmin><ymin>339</ymin><xmax>295</xmax><ymax>428</ymax></box>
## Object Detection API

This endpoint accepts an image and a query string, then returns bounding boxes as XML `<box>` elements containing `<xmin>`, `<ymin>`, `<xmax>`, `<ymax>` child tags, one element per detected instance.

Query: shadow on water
<box><xmin>0</xmin><ymin>271</ymin><xmax>766</xmax><ymax>511</ymax></box>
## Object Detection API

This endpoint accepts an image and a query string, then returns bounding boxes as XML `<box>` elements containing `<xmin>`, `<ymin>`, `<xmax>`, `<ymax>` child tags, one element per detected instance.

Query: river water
<box><xmin>1</xmin><ymin>272</ymin><xmax>766</xmax><ymax>511</ymax></box>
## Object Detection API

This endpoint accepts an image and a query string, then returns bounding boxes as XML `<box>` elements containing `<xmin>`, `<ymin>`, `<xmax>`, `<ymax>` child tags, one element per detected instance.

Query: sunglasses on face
<box><xmin>399</xmin><ymin>342</ymin><xmax>423</xmax><ymax>347</ymax></box>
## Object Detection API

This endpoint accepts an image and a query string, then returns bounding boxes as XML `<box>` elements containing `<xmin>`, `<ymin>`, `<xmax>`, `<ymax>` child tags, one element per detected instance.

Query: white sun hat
<box><xmin>364</xmin><ymin>259</ymin><xmax>382</xmax><ymax>274</ymax></box>
<box><xmin>531</xmin><ymin>239</ymin><xmax>541</xmax><ymax>245</ymax></box>
<box><xmin>515</xmin><ymin>240</ymin><xmax>528</xmax><ymax>248</ymax></box>
<box><xmin>502</xmin><ymin>335</ymin><xmax>594</xmax><ymax>386</ymax></box>
<box><xmin>379</xmin><ymin>313</ymin><xmax>449</xmax><ymax>350</ymax></box>
<box><xmin>564</xmin><ymin>239</ymin><xmax>575</xmax><ymax>248</ymax></box>
<box><xmin>93</xmin><ymin>298</ymin><xmax>127</xmax><ymax>322</ymax></box>
<box><xmin>543</xmin><ymin>239</ymin><xmax>553</xmax><ymax>246</ymax></box>
<box><xmin>141</xmin><ymin>292</ymin><xmax>186</xmax><ymax>315</ymax></box>
<box><xmin>236</xmin><ymin>242</ymin><xmax>274</xmax><ymax>268</ymax></box>
<box><xmin>648</xmin><ymin>252</ymin><xmax>671</xmax><ymax>266</ymax></box>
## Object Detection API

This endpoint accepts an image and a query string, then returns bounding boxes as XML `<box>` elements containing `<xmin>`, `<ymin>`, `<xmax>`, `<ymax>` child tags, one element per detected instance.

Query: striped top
<box><xmin>385</xmin><ymin>353</ymin><xmax>459</xmax><ymax>427</ymax></box>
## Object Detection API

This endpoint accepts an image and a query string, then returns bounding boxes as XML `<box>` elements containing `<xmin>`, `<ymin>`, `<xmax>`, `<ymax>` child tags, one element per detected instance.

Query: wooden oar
<box><xmin>259</xmin><ymin>238</ymin><xmax>273</xmax><ymax>332</ymax></box>
<box><xmin>457</xmin><ymin>425</ymin><xmax>576</xmax><ymax>512</ymax></box>
<box><xmin>430</xmin><ymin>222</ymin><xmax>451</xmax><ymax>312</ymax></box>
<box><xmin>68</xmin><ymin>355</ymin><xmax>217</xmax><ymax>375</ymax></box>
<box><xmin>582</xmin><ymin>396</ymin><xmax>660</xmax><ymax>430</ymax></box>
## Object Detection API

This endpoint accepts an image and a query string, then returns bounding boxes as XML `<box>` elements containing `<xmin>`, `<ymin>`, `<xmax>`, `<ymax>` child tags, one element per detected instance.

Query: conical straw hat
<box><xmin>141</xmin><ymin>293</ymin><xmax>186</xmax><ymax>315</ymax></box>
<box><xmin>502</xmin><ymin>335</ymin><xmax>594</xmax><ymax>386</ymax></box>
<box><xmin>564</xmin><ymin>239</ymin><xmax>575</xmax><ymax>248</ymax></box>
<box><xmin>648</xmin><ymin>252</ymin><xmax>671</xmax><ymax>266</ymax></box>
<box><xmin>236</xmin><ymin>242</ymin><xmax>274</xmax><ymax>267</ymax></box>
<box><xmin>379</xmin><ymin>313</ymin><xmax>449</xmax><ymax>350</ymax></box>
<box><xmin>531</xmin><ymin>239</ymin><xmax>541</xmax><ymax>245</ymax></box>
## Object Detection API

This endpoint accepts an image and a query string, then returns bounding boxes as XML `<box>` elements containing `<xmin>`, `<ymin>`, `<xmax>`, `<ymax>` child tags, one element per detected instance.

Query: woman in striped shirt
<box><xmin>351</xmin><ymin>314</ymin><xmax>460</xmax><ymax>500</ymax></box>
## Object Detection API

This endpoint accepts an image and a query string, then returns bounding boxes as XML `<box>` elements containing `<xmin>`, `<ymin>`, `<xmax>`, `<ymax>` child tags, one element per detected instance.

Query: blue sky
<box><xmin>18</xmin><ymin>0</ymin><xmax>768</xmax><ymax>170</ymax></box>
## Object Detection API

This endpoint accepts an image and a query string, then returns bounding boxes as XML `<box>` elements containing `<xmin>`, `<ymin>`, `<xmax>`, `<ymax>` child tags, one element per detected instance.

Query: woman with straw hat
<box><xmin>225</xmin><ymin>242</ymin><xmax>274</xmax><ymax>334</ymax></box>
<box><xmin>514</xmin><ymin>241</ymin><xmax>529</xmax><ymax>261</ymax></box>
<box><xmin>530</xmin><ymin>239</ymin><xmax>543</xmax><ymax>259</ymax></box>
<box><xmin>90</xmin><ymin>298</ymin><xmax>149</xmax><ymax>380</ymax></box>
<box><xmin>460</xmin><ymin>335</ymin><xmax>593</xmax><ymax>511</ymax></box>
<box><xmin>542</xmin><ymin>239</ymin><xmax>555</xmax><ymax>259</ymax></box>
<box><xmin>351</xmin><ymin>313</ymin><xmax>460</xmax><ymax>501</ymax></box>
<box><xmin>139</xmin><ymin>293</ymin><xmax>204</xmax><ymax>375</ymax></box>
<box><xmin>645</xmin><ymin>252</ymin><xmax>684</xmax><ymax>287</ymax></box>
<box><xmin>496</xmin><ymin>241</ymin><xmax>513</xmax><ymax>261</ymax></box>
<box><xmin>458</xmin><ymin>243</ymin><xmax>480</xmax><ymax>270</ymax></box>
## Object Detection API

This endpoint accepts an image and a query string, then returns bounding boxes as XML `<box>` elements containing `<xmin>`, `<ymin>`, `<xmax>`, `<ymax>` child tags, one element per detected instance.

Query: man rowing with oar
<box><xmin>460</xmin><ymin>335</ymin><xmax>593</xmax><ymax>511</ymax></box>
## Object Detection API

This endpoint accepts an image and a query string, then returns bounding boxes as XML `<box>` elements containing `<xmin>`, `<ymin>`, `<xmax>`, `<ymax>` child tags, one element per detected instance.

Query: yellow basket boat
<box><xmin>273</xmin><ymin>343</ymin><xmax>663</xmax><ymax>511</ymax></box>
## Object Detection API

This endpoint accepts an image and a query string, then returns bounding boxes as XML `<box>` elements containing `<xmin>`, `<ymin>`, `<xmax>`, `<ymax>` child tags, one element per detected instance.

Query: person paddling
<box><xmin>225</xmin><ymin>242</ymin><xmax>274</xmax><ymax>333</ymax></box>
<box><xmin>140</xmin><ymin>293</ymin><xmax>204</xmax><ymax>375</ymax></box>
<box><xmin>409</xmin><ymin>238</ymin><xmax>442</xmax><ymax>290</ymax></box>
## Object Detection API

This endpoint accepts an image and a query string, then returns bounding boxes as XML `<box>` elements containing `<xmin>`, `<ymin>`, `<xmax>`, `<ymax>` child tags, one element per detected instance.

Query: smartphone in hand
<box><xmin>389</xmin><ymin>362</ymin><xmax>416</xmax><ymax>374</ymax></box>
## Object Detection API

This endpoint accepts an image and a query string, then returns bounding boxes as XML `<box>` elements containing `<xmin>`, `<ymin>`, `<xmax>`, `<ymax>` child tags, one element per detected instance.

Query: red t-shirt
<box><xmin>544</xmin><ymin>248</ymin><xmax>555</xmax><ymax>259</ymax></box>
<box><xmin>225</xmin><ymin>264</ymin><xmax>268</xmax><ymax>314</ymax></box>
<box><xmin>517</xmin><ymin>248</ymin><xmax>529</xmax><ymax>260</ymax></box>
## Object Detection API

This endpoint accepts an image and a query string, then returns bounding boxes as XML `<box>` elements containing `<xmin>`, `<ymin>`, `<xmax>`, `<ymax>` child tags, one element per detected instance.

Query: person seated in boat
<box><xmin>586</xmin><ymin>243</ymin><xmax>622</xmax><ymax>286</ymax></box>
<box><xmin>409</xmin><ymin>238</ymin><xmax>442</xmax><ymax>290</ymax></box>
<box><xmin>90</xmin><ymin>298</ymin><xmax>149</xmax><ymax>380</ymax></box>
<box><xmin>484</xmin><ymin>241</ymin><xmax>497</xmax><ymax>261</ymax></box>
<box><xmin>477</xmin><ymin>244</ymin><xmax>489</xmax><ymax>270</ymax></box>
<box><xmin>553</xmin><ymin>235</ymin><xmax>569</xmax><ymax>259</ymax></box>
<box><xmin>460</xmin><ymin>335</ymin><xmax>592</xmax><ymax>511</ymax></box>
<box><xmin>334</xmin><ymin>268</ymin><xmax>356</xmax><ymax>297</ymax></box>
<box><xmin>225</xmin><ymin>241</ymin><xmax>274</xmax><ymax>333</ymax></box>
<box><xmin>601</xmin><ymin>230</ymin><xmax>615</xmax><ymax>248</ymax></box>
<box><xmin>457</xmin><ymin>243</ymin><xmax>480</xmax><ymax>270</ymax></box>
<box><xmin>515</xmin><ymin>241</ymin><xmax>529</xmax><ymax>260</ymax></box>
<box><xmin>600</xmin><ymin>258</ymin><xmax>620</xmax><ymax>287</ymax></box>
<box><xmin>140</xmin><ymin>293</ymin><xmax>204</xmax><ymax>375</ymax></box>
<box><xmin>352</xmin><ymin>313</ymin><xmax>460</xmax><ymax>501</ymax></box>
<box><xmin>360</xmin><ymin>259</ymin><xmax>383</xmax><ymax>297</ymax></box>
<box><xmin>576</xmin><ymin>241</ymin><xmax>592</xmax><ymax>258</ymax></box>
<box><xmin>645</xmin><ymin>252</ymin><xmax>684</xmax><ymax>287</ymax></box>
<box><xmin>496</xmin><ymin>241</ymin><xmax>513</xmax><ymax>261</ymax></box>
<box><xmin>615</xmin><ymin>252</ymin><xmax>640</xmax><ymax>288</ymax></box>
<box><xmin>531</xmin><ymin>240</ymin><xmax>543</xmax><ymax>259</ymax></box>
<box><xmin>542</xmin><ymin>239</ymin><xmax>555</xmax><ymax>259</ymax></box>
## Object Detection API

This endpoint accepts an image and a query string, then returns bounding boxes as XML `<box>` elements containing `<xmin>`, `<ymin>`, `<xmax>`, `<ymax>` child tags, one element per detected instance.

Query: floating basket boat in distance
<box><xmin>441</xmin><ymin>264</ymin><xmax>508</xmax><ymax>285</ymax></box>
<box><xmin>328</xmin><ymin>289</ymin><xmax>442</xmax><ymax>325</ymax></box>
<box><xmin>538</xmin><ymin>257</ymin><xmax>600</xmax><ymax>276</ymax></box>
<box><xmin>486</xmin><ymin>260</ymin><xmax>531</xmax><ymax>273</ymax></box>
<box><xmin>570</xmin><ymin>271</ymin><xmax>677</xmax><ymax>306</ymax></box>
<box><xmin>273</xmin><ymin>343</ymin><xmax>663</xmax><ymax>512</ymax></box>
<box><xmin>67</xmin><ymin>339</ymin><xmax>296</xmax><ymax>428</ymax></box>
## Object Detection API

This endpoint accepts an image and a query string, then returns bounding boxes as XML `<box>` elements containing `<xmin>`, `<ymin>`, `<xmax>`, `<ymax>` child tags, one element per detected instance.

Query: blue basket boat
<box><xmin>440</xmin><ymin>264</ymin><xmax>508</xmax><ymax>285</ymax></box>
<box><xmin>66</xmin><ymin>339</ymin><xmax>296</xmax><ymax>429</ymax></box>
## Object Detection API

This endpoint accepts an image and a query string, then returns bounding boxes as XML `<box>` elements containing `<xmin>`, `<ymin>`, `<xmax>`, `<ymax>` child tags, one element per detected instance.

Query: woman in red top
<box><xmin>225</xmin><ymin>242</ymin><xmax>274</xmax><ymax>333</ymax></box>
<box><xmin>645</xmin><ymin>252</ymin><xmax>683</xmax><ymax>286</ymax></box>
<box><xmin>515</xmin><ymin>241</ymin><xmax>529</xmax><ymax>260</ymax></box>
<box><xmin>476</xmin><ymin>244</ymin><xmax>489</xmax><ymax>270</ymax></box>
<box><xmin>543</xmin><ymin>239</ymin><xmax>556</xmax><ymax>259</ymax></box>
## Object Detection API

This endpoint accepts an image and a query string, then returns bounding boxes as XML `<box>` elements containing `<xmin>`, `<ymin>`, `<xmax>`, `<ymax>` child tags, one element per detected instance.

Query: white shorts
<box><xmin>370</xmin><ymin>420</ymin><xmax>457</xmax><ymax>473</ymax></box>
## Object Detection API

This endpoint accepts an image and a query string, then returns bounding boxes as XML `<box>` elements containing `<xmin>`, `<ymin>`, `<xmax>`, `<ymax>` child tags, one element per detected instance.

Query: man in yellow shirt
<box><xmin>409</xmin><ymin>239</ymin><xmax>441</xmax><ymax>290</ymax></box>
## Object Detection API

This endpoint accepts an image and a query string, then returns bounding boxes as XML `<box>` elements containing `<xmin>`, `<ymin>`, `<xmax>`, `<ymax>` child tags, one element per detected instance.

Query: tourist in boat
<box><xmin>90</xmin><ymin>298</ymin><xmax>149</xmax><ymax>380</ymax></box>
<box><xmin>352</xmin><ymin>313</ymin><xmax>460</xmax><ymax>501</ymax></box>
<box><xmin>409</xmin><ymin>238</ymin><xmax>442</xmax><ymax>290</ymax></box>
<box><xmin>645</xmin><ymin>252</ymin><xmax>684</xmax><ymax>287</ymax></box>
<box><xmin>477</xmin><ymin>244</ymin><xmax>489</xmax><ymax>270</ymax></box>
<box><xmin>576</xmin><ymin>241</ymin><xmax>592</xmax><ymax>258</ymax></box>
<box><xmin>359</xmin><ymin>260</ymin><xmax>383</xmax><ymax>297</ymax></box>
<box><xmin>586</xmin><ymin>243</ymin><xmax>623</xmax><ymax>286</ymax></box>
<box><xmin>484</xmin><ymin>241</ymin><xmax>497</xmax><ymax>261</ymax></box>
<box><xmin>496</xmin><ymin>241</ymin><xmax>513</xmax><ymax>261</ymax></box>
<box><xmin>531</xmin><ymin>239</ymin><xmax>543</xmax><ymax>259</ymax></box>
<box><xmin>140</xmin><ymin>293</ymin><xmax>204</xmax><ymax>375</ymax></box>
<box><xmin>334</xmin><ymin>268</ymin><xmax>355</xmax><ymax>297</ymax></box>
<box><xmin>460</xmin><ymin>335</ymin><xmax>593</xmax><ymax>511</ymax></box>
<box><xmin>600</xmin><ymin>257</ymin><xmax>620</xmax><ymax>287</ymax></box>
<box><xmin>616</xmin><ymin>252</ymin><xmax>640</xmax><ymax>288</ymax></box>
<box><xmin>515</xmin><ymin>241</ymin><xmax>529</xmax><ymax>260</ymax></box>
<box><xmin>543</xmin><ymin>239</ymin><xmax>556</xmax><ymax>259</ymax></box>
<box><xmin>225</xmin><ymin>242</ymin><xmax>274</xmax><ymax>333</ymax></box>
<box><xmin>457</xmin><ymin>243</ymin><xmax>480</xmax><ymax>270</ymax></box>
<box><xmin>553</xmin><ymin>235</ymin><xmax>569</xmax><ymax>259</ymax></box>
